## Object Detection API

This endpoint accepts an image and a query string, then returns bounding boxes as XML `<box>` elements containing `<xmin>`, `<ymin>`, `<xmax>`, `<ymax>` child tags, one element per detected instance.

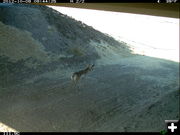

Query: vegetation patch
<box><xmin>68</xmin><ymin>47</ymin><xmax>85</xmax><ymax>57</ymax></box>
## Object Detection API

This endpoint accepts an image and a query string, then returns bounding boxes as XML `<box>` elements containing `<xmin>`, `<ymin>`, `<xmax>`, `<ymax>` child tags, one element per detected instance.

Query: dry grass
<box><xmin>0</xmin><ymin>21</ymin><xmax>50</xmax><ymax>63</ymax></box>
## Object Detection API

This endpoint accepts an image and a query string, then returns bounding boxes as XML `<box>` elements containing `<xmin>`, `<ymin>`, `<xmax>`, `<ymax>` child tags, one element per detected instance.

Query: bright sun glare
<box><xmin>48</xmin><ymin>6</ymin><xmax>179</xmax><ymax>62</ymax></box>
<box><xmin>0</xmin><ymin>122</ymin><xmax>18</xmax><ymax>132</ymax></box>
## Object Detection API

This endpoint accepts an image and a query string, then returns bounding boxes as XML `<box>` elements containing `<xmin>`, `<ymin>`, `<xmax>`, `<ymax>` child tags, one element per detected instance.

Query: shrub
<box><xmin>68</xmin><ymin>47</ymin><xmax>84</xmax><ymax>57</ymax></box>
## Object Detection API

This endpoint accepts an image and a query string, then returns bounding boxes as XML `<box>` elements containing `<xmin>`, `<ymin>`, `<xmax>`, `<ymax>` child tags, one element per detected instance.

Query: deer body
<box><xmin>71</xmin><ymin>64</ymin><xmax>94</xmax><ymax>84</ymax></box>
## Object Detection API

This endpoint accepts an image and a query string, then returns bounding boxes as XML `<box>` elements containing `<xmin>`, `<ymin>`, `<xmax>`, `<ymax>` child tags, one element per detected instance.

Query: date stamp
<box><xmin>3</xmin><ymin>0</ymin><xmax>57</xmax><ymax>3</ymax></box>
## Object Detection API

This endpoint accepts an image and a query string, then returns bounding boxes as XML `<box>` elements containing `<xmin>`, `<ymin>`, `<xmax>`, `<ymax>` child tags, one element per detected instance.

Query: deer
<box><xmin>71</xmin><ymin>64</ymin><xmax>95</xmax><ymax>87</ymax></box>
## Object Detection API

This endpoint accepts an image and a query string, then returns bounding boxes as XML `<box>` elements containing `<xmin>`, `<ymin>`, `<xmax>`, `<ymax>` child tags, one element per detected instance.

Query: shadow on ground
<box><xmin>0</xmin><ymin>55</ymin><xmax>179</xmax><ymax>132</ymax></box>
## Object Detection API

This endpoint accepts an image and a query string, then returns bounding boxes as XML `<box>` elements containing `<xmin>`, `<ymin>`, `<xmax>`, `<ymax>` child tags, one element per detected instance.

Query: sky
<box><xmin>48</xmin><ymin>6</ymin><xmax>179</xmax><ymax>62</ymax></box>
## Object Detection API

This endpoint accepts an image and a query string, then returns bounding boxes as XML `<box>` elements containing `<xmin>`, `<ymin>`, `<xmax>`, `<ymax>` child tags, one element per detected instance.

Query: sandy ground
<box><xmin>0</xmin><ymin>55</ymin><xmax>179</xmax><ymax>132</ymax></box>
